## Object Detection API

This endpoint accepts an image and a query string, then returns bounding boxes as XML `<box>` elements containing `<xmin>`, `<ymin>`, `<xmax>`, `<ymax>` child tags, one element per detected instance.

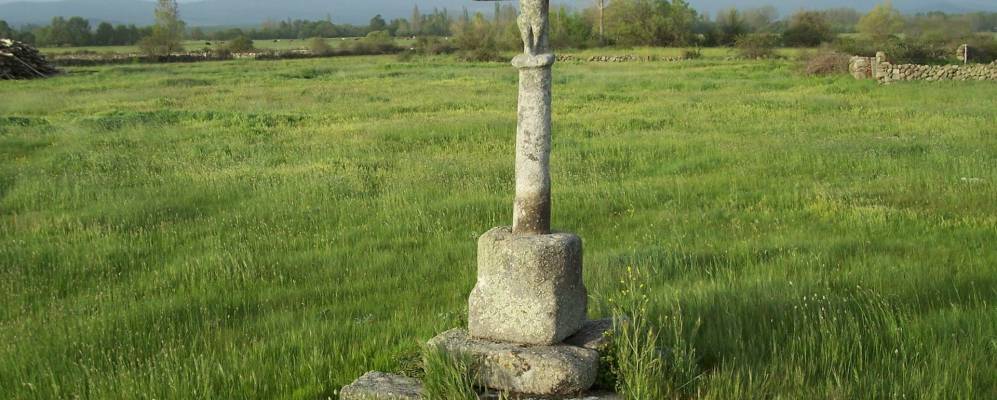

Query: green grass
<box><xmin>421</xmin><ymin>344</ymin><xmax>478</xmax><ymax>400</ymax></box>
<box><xmin>0</xmin><ymin>54</ymin><xmax>995</xmax><ymax>399</ymax></box>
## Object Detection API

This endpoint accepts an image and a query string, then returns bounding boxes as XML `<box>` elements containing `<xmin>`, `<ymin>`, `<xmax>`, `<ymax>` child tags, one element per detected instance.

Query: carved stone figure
<box><xmin>518</xmin><ymin>0</ymin><xmax>550</xmax><ymax>55</ymax></box>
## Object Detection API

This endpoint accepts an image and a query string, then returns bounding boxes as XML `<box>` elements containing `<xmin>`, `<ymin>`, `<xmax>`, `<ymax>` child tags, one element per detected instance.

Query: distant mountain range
<box><xmin>0</xmin><ymin>0</ymin><xmax>995</xmax><ymax>27</ymax></box>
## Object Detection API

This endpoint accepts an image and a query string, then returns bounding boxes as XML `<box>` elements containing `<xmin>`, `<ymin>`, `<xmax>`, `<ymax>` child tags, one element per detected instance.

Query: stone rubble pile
<box><xmin>0</xmin><ymin>39</ymin><xmax>59</xmax><ymax>80</ymax></box>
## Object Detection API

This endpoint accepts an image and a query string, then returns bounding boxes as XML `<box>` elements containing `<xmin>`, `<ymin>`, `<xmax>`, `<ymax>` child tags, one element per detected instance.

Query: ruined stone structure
<box><xmin>850</xmin><ymin>52</ymin><xmax>997</xmax><ymax>84</ymax></box>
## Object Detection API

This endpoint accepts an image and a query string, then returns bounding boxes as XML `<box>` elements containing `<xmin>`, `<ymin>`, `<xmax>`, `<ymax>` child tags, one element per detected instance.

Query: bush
<box><xmin>453</xmin><ymin>14</ymin><xmax>503</xmax><ymax>62</ymax></box>
<box><xmin>833</xmin><ymin>36</ymin><xmax>949</xmax><ymax>64</ymax></box>
<box><xmin>307</xmin><ymin>37</ymin><xmax>333</xmax><ymax>56</ymax></box>
<box><xmin>735</xmin><ymin>33</ymin><xmax>779</xmax><ymax>59</ymax></box>
<box><xmin>964</xmin><ymin>36</ymin><xmax>997</xmax><ymax>64</ymax></box>
<box><xmin>415</xmin><ymin>36</ymin><xmax>457</xmax><ymax>56</ymax></box>
<box><xmin>834</xmin><ymin>32</ymin><xmax>996</xmax><ymax>65</ymax></box>
<box><xmin>805</xmin><ymin>49</ymin><xmax>851</xmax><ymax>75</ymax></box>
<box><xmin>681</xmin><ymin>48</ymin><xmax>702</xmax><ymax>60</ymax></box>
<box><xmin>225</xmin><ymin>35</ymin><xmax>255</xmax><ymax>53</ymax></box>
<box><xmin>783</xmin><ymin>11</ymin><xmax>834</xmax><ymax>47</ymax></box>
<box><xmin>137</xmin><ymin>33</ymin><xmax>183</xmax><ymax>56</ymax></box>
<box><xmin>347</xmin><ymin>31</ymin><xmax>399</xmax><ymax>55</ymax></box>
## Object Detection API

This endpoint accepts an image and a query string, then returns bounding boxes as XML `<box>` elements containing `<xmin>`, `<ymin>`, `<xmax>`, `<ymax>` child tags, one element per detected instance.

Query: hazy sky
<box><xmin>0</xmin><ymin>0</ymin><xmax>994</xmax><ymax>20</ymax></box>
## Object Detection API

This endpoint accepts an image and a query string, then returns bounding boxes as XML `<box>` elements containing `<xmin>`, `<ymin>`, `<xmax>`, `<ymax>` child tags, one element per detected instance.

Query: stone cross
<box><xmin>468</xmin><ymin>0</ymin><xmax>586</xmax><ymax>347</ymax></box>
<box><xmin>343</xmin><ymin>3</ymin><xmax>604</xmax><ymax>397</ymax></box>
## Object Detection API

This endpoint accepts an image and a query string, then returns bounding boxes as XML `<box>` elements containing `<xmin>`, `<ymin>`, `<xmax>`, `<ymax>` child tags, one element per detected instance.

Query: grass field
<box><xmin>37</xmin><ymin>37</ymin><xmax>416</xmax><ymax>55</ymax></box>
<box><xmin>1</xmin><ymin>53</ymin><xmax>996</xmax><ymax>399</ymax></box>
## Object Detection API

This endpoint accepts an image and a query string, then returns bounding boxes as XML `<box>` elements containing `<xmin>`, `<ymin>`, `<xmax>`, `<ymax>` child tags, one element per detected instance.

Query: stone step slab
<box><xmin>340</xmin><ymin>371</ymin><xmax>618</xmax><ymax>400</ymax></box>
<box><xmin>427</xmin><ymin>329</ymin><xmax>599</xmax><ymax>396</ymax></box>
<box><xmin>340</xmin><ymin>371</ymin><xmax>422</xmax><ymax>400</ymax></box>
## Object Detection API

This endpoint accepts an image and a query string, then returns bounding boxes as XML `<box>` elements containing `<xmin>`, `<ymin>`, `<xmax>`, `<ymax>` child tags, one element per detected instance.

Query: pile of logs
<box><xmin>0</xmin><ymin>39</ymin><xmax>60</xmax><ymax>80</ymax></box>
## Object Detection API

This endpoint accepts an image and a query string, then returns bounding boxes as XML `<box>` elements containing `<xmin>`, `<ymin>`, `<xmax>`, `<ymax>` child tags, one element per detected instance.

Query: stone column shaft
<box><xmin>513</xmin><ymin>55</ymin><xmax>553</xmax><ymax>235</ymax></box>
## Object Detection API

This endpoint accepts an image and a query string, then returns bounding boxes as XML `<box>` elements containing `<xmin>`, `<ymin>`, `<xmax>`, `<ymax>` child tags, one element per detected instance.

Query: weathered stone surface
<box><xmin>564</xmin><ymin>319</ymin><xmax>613</xmax><ymax>351</ymax></box>
<box><xmin>469</xmin><ymin>227</ymin><xmax>587</xmax><ymax>345</ymax></box>
<box><xmin>428</xmin><ymin>329</ymin><xmax>599</xmax><ymax>396</ymax></box>
<box><xmin>340</xmin><ymin>371</ymin><xmax>422</xmax><ymax>400</ymax></box>
<box><xmin>510</xmin><ymin>0</ymin><xmax>555</xmax><ymax>235</ymax></box>
<box><xmin>513</xmin><ymin>60</ymin><xmax>553</xmax><ymax>235</ymax></box>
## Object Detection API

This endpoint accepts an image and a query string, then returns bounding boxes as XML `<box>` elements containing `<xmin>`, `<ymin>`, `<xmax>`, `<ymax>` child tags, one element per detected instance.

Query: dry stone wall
<box><xmin>850</xmin><ymin>52</ymin><xmax>997</xmax><ymax>84</ymax></box>
<box><xmin>877</xmin><ymin>62</ymin><xmax>997</xmax><ymax>83</ymax></box>
<box><xmin>556</xmin><ymin>54</ymin><xmax>681</xmax><ymax>62</ymax></box>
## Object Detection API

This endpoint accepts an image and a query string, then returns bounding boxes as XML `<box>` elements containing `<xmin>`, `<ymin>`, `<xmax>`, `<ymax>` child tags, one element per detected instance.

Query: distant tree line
<box><xmin>1</xmin><ymin>0</ymin><xmax>995</xmax><ymax>52</ymax></box>
<box><xmin>0</xmin><ymin>17</ymin><xmax>147</xmax><ymax>47</ymax></box>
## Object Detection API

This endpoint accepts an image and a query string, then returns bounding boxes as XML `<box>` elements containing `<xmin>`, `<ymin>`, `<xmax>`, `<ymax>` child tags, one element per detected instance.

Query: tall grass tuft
<box><xmin>421</xmin><ymin>344</ymin><xmax>478</xmax><ymax>400</ymax></box>
<box><xmin>609</xmin><ymin>266</ymin><xmax>703</xmax><ymax>399</ymax></box>
<box><xmin>609</xmin><ymin>266</ymin><xmax>667</xmax><ymax>399</ymax></box>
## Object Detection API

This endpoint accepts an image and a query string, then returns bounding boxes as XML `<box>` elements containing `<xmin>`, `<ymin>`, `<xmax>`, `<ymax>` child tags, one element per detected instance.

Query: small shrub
<box><xmin>415</xmin><ymin>36</ymin><xmax>457</xmax><ymax>55</ymax></box>
<box><xmin>348</xmin><ymin>31</ymin><xmax>400</xmax><ymax>55</ymax></box>
<box><xmin>225</xmin><ymin>35</ymin><xmax>255</xmax><ymax>53</ymax></box>
<box><xmin>307</xmin><ymin>37</ymin><xmax>333</xmax><ymax>56</ymax></box>
<box><xmin>832</xmin><ymin>37</ymin><xmax>877</xmax><ymax>57</ymax></box>
<box><xmin>805</xmin><ymin>49</ymin><xmax>851</xmax><ymax>75</ymax></box>
<box><xmin>735</xmin><ymin>33</ymin><xmax>779</xmax><ymax>59</ymax></box>
<box><xmin>458</xmin><ymin>47</ymin><xmax>503</xmax><ymax>62</ymax></box>
<box><xmin>681</xmin><ymin>48</ymin><xmax>702</xmax><ymax>60</ymax></box>
<box><xmin>138</xmin><ymin>34</ymin><xmax>183</xmax><ymax>57</ymax></box>
<box><xmin>421</xmin><ymin>344</ymin><xmax>477</xmax><ymax>400</ymax></box>
<box><xmin>396</xmin><ymin>50</ymin><xmax>415</xmax><ymax>62</ymax></box>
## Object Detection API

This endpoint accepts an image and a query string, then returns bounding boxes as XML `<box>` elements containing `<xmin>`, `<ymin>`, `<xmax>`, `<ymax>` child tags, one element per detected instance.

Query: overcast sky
<box><xmin>0</xmin><ymin>0</ymin><xmax>994</xmax><ymax>21</ymax></box>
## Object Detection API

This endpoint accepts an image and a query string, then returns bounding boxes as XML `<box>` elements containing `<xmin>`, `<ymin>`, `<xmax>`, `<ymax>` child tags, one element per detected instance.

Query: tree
<box><xmin>783</xmin><ymin>11</ymin><xmax>833</xmax><ymax>47</ymax></box>
<box><xmin>716</xmin><ymin>7</ymin><xmax>748</xmax><ymax>45</ymax></box>
<box><xmin>411</xmin><ymin>5</ymin><xmax>421</xmax><ymax>35</ymax></box>
<box><xmin>0</xmin><ymin>20</ymin><xmax>14</xmax><ymax>39</ymax></box>
<box><xmin>113</xmin><ymin>24</ymin><xmax>142</xmax><ymax>46</ymax></box>
<box><xmin>139</xmin><ymin>0</ymin><xmax>184</xmax><ymax>55</ymax></box>
<box><xmin>821</xmin><ymin>8</ymin><xmax>862</xmax><ymax>33</ymax></box>
<box><xmin>189</xmin><ymin>27</ymin><xmax>205</xmax><ymax>41</ymax></box>
<box><xmin>95</xmin><ymin>22</ymin><xmax>115</xmax><ymax>45</ymax></box>
<box><xmin>743</xmin><ymin>6</ymin><xmax>778</xmax><ymax>32</ymax></box>
<box><xmin>65</xmin><ymin>17</ymin><xmax>92</xmax><ymax>46</ymax></box>
<box><xmin>857</xmin><ymin>1</ymin><xmax>905</xmax><ymax>42</ymax></box>
<box><xmin>42</xmin><ymin>17</ymin><xmax>76</xmax><ymax>46</ymax></box>
<box><xmin>368</xmin><ymin>14</ymin><xmax>387</xmax><ymax>33</ymax></box>
<box><xmin>550</xmin><ymin>5</ymin><xmax>595</xmax><ymax>49</ymax></box>
<box><xmin>604</xmin><ymin>0</ymin><xmax>695</xmax><ymax>47</ymax></box>
<box><xmin>453</xmin><ymin>12</ymin><xmax>500</xmax><ymax>61</ymax></box>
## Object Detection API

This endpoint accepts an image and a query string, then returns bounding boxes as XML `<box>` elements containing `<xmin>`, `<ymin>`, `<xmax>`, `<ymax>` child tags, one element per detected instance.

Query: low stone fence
<box><xmin>556</xmin><ymin>54</ymin><xmax>683</xmax><ymax>63</ymax></box>
<box><xmin>49</xmin><ymin>49</ymin><xmax>367</xmax><ymax>66</ymax></box>
<box><xmin>849</xmin><ymin>52</ymin><xmax>997</xmax><ymax>84</ymax></box>
<box><xmin>877</xmin><ymin>62</ymin><xmax>997</xmax><ymax>83</ymax></box>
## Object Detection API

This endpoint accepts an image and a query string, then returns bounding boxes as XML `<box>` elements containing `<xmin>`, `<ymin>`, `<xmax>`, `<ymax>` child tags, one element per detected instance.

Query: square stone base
<box><xmin>468</xmin><ymin>227</ymin><xmax>588</xmax><ymax>345</ymax></box>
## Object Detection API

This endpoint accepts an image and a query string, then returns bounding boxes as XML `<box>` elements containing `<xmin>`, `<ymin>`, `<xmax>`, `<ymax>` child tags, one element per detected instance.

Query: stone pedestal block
<box><xmin>469</xmin><ymin>226</ymin><xmax>587</xmax><ymax>345</ymax></box>
<box><xmin>428</xmin><ymin>329</ymin><xmax>599</xmax><ymax>396</ymax></box>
